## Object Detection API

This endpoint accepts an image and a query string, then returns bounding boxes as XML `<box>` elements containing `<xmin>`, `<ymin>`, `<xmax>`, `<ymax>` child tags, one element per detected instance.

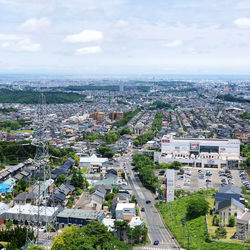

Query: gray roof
<box><xmin>13</xmin><ymin>192</ymin><xmax>36</xmax><ymax>202</ymax></box>
<box><xmin>218</xmin><ymin>184</ymin><xmax>242</xmax><ymax>195</ymax></box>
<box><xmin>218</xmin><ymin>198</ymin><xmax>245</xmax><ymax>211</ymax></box>
<box><xmin>57</xmin><ymin>208</ymin><xmax>103</xmax><ymax>220</ymax></box>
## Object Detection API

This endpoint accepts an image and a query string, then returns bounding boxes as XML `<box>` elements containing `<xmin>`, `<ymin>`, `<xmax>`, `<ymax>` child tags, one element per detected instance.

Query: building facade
<box><xmin>156</xmin><ymin>134</ymin><xmax>240</xmax><ymax>168</ymax></box>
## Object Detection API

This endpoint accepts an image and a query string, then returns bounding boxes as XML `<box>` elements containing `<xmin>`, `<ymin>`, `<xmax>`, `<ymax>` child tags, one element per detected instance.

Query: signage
<box><xmin>190</xmin><ymin>143</ymin><xmax>199</xmax><ymax>151</ymax></box>
<box><xmin>162</xmin><ymin>139</ymin><xmax>170</xmax><ymax>143</ymax></box>
<box><xmin>165</xmin><ymin>169</ymin><xmax>175</xmax><ymax>202</ymax></box>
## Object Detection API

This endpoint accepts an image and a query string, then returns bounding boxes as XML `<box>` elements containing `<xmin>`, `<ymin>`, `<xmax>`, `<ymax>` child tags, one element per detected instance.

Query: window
<box><xmin>234</xmin><ymin>213</ymin><xmax>237</xmax><ymax>217</ymax></box>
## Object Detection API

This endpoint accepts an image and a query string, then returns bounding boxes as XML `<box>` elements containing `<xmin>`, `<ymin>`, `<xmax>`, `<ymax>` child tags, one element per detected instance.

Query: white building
<box><xmin>116</xmin><ymin>203</ymin><xmax>135</xmax><ymax>221</ymax></box>
<box><xmin>156</xmin><ymin>134</ymin><xmax>240</xmax><ymax>168</ymax></box>
<box><xmin>79</xmin><ymin>154</ymin><xmax>108</xmax><ymax>168</ymax></box>
<box><xmin>5</xmin><ymin>204</ymin><xmax>59</xmax><ymax>225</ymax></box>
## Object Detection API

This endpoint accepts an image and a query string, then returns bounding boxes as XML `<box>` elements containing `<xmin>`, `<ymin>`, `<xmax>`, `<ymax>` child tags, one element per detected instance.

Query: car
<box><xmin>146</xmin><ymin>200</ymin><xmax>151</xmax><ymax>204</ymax></box>
<box><xmin>153</xmin><ymin>240</ymin><xmax>159</xmax><ymax>245</ymax></box>
<box><xmin>206</xmin><ymin>179</ymin><xmax>211</xmax><ymax>183</ymax></box>
<box><xmin>141</xmin><ymin>207</ymin><xmax>145</xmax><ymax>212</ymax></box>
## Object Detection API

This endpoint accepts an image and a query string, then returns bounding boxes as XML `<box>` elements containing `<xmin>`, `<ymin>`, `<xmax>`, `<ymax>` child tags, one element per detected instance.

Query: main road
<box><xmin>121</xmin><ymin>152</ymin><xmax>180</xmax><ymax>250</ymax></box>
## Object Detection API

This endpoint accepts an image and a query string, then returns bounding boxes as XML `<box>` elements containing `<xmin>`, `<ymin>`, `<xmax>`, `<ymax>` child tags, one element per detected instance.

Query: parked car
<box><xmin>141</xmin><ymin>207</ymin><xmax>145</xmax><ymax>212</ymax></box>
<box><xmin>146</xmin><ymin>200</ymin><xmax>151</xmax><ymax>204</ymax></box>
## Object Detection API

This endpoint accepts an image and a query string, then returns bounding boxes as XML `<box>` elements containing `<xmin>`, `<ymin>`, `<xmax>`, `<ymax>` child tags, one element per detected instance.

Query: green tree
<box><xmin>57</xmin><ymin>175</ymin><xmax>66</xmax><ymax>185</ymax></box>
<box><xmin>228</xmin><ymin>216</ymin><xmax>235</xmax><ymax>227</ymax></box>
<box><xmin>186</xmin><ymin>195</ymin><xmax>209</xmax><ymax>219</ymax></box>
<box><xmin>113</xmin><ymin>220</ymin><xmax>129</xmax><ymax>241</ymax></box>
<box><xmin>97</xmin><ymin>146</ymin><xmax>115</xmax><ymax>158</ymax></box>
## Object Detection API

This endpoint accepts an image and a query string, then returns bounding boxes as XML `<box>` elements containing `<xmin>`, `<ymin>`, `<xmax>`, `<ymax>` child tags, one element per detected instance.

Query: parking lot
<box><xmin>156</xmin><ymin>168</ymin><xmax>245</xmax><ymax>192</ymax></box>
<box><xmin>174</xmin><ymin>168</ymin><xmax>243</xmax><ymax>191</ymax></box>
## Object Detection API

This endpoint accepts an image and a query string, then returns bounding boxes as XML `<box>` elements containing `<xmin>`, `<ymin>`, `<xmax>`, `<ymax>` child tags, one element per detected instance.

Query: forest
<box><xmin>0</xmin><ymin>89</ymin><xmax>85</xmax><ymax>104</ymax></box>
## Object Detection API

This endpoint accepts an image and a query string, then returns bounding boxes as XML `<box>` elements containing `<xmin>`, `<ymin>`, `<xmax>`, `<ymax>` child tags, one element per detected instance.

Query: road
<box><xmin>121</xmin><ymin>152</ymin><xmax>180</xmax><ymax>250</ymax></box>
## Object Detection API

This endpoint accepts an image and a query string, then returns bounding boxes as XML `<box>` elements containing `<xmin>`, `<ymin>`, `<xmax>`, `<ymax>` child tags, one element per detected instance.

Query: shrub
<box><xmin>228</xmin><ymin>216</ymin><xmax>235</xmax><ymax>227</ymax></box>
<box><xmin>215</xmin><ymin>227</ymin><xmax>227</xmax><ymax>239</ymax></box>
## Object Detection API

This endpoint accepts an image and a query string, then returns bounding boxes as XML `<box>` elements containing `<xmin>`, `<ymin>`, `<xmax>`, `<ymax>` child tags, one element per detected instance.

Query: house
<box><xmin>236</xmin><ymin>211</ymin><xmax>250</xmax><ymax>240</ymax></box>
<box><xmin>53</xmin><ymin>193</ymin><xmax>66</xmax><ymax>205</ymax></box>
<box><xmin>56</xmin><ymin>208</ymin><xmax>104</xmax><ymax>228</ymax></box>
<box><xmin>13</xmin><ymin>192</ymin><xmax>36</xmax><ymax>205</ymax></box>
<box><xmin>218</xmin><ymin>198</ymin><xmax>246</xmax><ymax>224</ymax></box>
<box><xmin>215</xmin><ymin>184</ymin><xmax>245</xmax><ymax>210</ymax></box>
<box><xmin>129</xmin><ymin>216</ymin><xmax>144</xmax><ymax>228</ymax></box>
<box><xmin>115</xmin><ymin>203</ymin><xmax>135</xmax><ymax>221</ymax></box>
<box><xmin>0</xmin><ymin>183</ymin><xmax>12</xmax><ymax>195</ymax></box>
<box><xmin>79</xmin><ymin>154</ymin><xmax>108</xmax><ymax>168</ymax></box>
<box><xmin>55</xmin><ymin>183</ymin><xmax>75</xmax><ymax>197</ymax></box>
<box><xmin>90</xmin><ymin>190</ymin><xmax>106</xmax><ymax>210</ymax></box>
<box><xmin>0</xmin><ymin>202</ymin><xmax>9</xmax><ymax>224</ymax></box>
<box><xmin>111</xmin><ymin>193</ymin><xmax>130</xmax><ymax>218</ymax></box>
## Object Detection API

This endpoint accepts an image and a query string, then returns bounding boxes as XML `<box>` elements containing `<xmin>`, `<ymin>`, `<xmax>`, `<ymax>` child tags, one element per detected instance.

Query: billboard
<box><xmin>190</xmin><ymin>143</ymin><xmax>199</xmax><ymax>151</ymax></box>
<box><xmin>165</xmin><ymin>169</ymin><xmax>175</xmax><ymax>202</ymax></box>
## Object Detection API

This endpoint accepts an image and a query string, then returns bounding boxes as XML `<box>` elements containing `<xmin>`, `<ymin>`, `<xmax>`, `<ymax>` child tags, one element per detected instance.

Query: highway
<box><xmin>121</xmin><ymin>152</ymin><xmax>180</xmax><ymax>250</ymax></box>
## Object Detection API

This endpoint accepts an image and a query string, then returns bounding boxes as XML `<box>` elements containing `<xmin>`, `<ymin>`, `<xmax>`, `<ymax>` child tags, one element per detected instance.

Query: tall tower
<box><xmin>119</xmin><ymin>82</ymin><xmax>124</xmax><ymax>92</ymax></box>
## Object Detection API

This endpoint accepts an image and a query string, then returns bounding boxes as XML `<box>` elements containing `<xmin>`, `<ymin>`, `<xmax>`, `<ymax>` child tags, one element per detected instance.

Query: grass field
<box><xmin>157</xmin><ymin>194</ymin><xmax>250</xmax><ymax>250</ymax></box>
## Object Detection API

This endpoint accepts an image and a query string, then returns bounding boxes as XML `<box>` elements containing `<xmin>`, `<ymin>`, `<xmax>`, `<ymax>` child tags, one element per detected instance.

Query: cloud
<box><xmin>0</xmin><ymin>33</ymin><xmax>21</xmax><ymax>41</ymax></box>
<box><xmin>75</xmin><ymin>46</ymin><xmax>102</xmax><ymax>55</ymax></box>
<box><xmin>114</xmin><ymin>20</ymin><xmax>129</xmax><ymax>27</ymax></box>
<box><xmin>17</xmin><ymin>17</ymin><xmax>51</xmax><ymax>33</ymax></box>
<box><xmin>233</xmin><ymin>17</ymin><xmax>250</xmax><ymax>28</ymax></box>
<box><xmin>64</xmin><ymin>29</ymin><xmax>103</xmax><ymax>43</ymax></box>
<box><xmin>161</xmin><ymin>40</ymin><xmax>182</xmax><ymax>47</ymax></box>
<box><xmin>1</xmin><ymin>38</ymin><xmax>40</xmax><ymax>52</ymax></box>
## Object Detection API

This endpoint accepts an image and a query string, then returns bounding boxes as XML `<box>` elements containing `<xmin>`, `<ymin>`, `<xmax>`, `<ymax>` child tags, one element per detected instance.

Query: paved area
<box><xmin>173</xmin><ymin>167</ymin><xmax>243</xmax><ymax>191</ymax></box>
<box><xmin>122</xmin><ymin>153</ymin><xmax>180</xmax><ymax>249</ymax></box>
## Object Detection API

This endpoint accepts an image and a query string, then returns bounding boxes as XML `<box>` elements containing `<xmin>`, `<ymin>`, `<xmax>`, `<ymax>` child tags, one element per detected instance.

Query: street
<box><xmin>121</xmin><ymin>152</ymin><xmax>180</xmax><ymax>249</ymax></box>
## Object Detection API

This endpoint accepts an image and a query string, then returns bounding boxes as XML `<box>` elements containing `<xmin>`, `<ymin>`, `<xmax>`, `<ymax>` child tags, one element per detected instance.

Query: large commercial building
<box><xmin>89</xmin><ymin>111</ymin><xmax>105</xmax><ymax>121</ymax></box>
<box><xmin>155</xmin><ymin>134</ymin><xmax>240</xmax><ymax>168</ymax></box>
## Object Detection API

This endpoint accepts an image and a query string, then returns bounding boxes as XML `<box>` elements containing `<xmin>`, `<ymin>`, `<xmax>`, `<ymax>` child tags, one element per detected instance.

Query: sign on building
<box><xmin>190</xmin><ymin>143</ymin><xmax>199</xmax><ymax>151</ymax></box>
<box><xmin>165</xmin><ymin>169</ymin><xmax>175</xmax><ymax>202</ymax></box>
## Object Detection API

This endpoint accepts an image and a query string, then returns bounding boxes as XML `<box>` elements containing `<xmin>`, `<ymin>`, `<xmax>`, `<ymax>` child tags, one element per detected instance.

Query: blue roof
<box><xmin>215</xmin><ymin>192</ymin><xmax>240</xmax><ymax>203</ymax></box>
<box><xmin>218</xmin><ymin>184</ymin><xmax>242</xmax><ymax>195</ymax></box>
<box><xmin>218</xmin><ymin>198</ymin><xmax>245</xmax><ymax>211</ymax></box>
<box><xmin>0</xmin><ymin>182</ymin><xmax>11</xmax><ymax>194</ymax></box>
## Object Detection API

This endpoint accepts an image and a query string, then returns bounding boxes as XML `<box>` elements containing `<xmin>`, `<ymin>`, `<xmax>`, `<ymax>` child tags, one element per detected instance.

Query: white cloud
<box><xmin>0</xmin><ymin>33</ymin><xmax>21</xmax><ymax>41</ymax></box>
<box><xmin>161</xmin><ymin>40</ymin><xmax>182</xmax><ymax>47</ymax></box>
<box><xmin>1</xmin><ymin>39</ymin><xmax>40</xmax><ymax>52</ymax></box>
<box><xmin>114</xmin><ymin>20</ymin><xmax>129</xmax><ymax>27</ymax></box>
<box><xmin>17</xmin><ymin>17</ymin><xmax>51</xmax><ymax>33</ymax></box>
<box><xmin>64</xmin><ymin>29</ymin><xmax>103</xmax><ymax>43</ymax></box>
<box><xmin>75</xmin><ymin>46</ymin><xmax>102</xmax><ymax>55</ymax></box>
<box><xmin>233</xmin><ymin>17</ymin><xmax>250</xmax><ymax>28</ymax></box>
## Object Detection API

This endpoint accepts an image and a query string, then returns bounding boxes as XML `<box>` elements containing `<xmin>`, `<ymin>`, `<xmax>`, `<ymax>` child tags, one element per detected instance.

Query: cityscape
<box><xmin>0</xmin><ymin>0</ymin><xmax>250</xmax><ymax>250</ymax></box>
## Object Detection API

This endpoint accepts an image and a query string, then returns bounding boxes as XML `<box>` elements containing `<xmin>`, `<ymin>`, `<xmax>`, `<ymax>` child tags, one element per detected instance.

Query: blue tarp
<box><xmin>0</xmin><ymin>182</ymin><xmax>11</xmax><ymax>194</ymax></box>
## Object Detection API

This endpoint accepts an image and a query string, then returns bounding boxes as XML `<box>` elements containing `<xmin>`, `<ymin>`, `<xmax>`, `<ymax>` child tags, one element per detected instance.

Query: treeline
<box><xmin>113</xmin><ymin>109</ymin><xmax>140</xmax><ymax>127</ymax></box>
<box><xmin>133</xmin><ymin>131</ymin><xmax>155</xmax><ymax>147</ymax></box>
<box><xmin>0</xmin><ymin>89</ymin><xmax>85</xmax><ymax>104</ymax></box>
<box><xmin>150</xmin><ymin>101</ymin><xmax>174</xmax><ymax>110</ymax></box>
<box><xmin>0</xmin><ymin>226</ymin><xmax>34</xmax><ymax>249</ymax></box>
<box><xmin>132</xmin><ymin>153</ymin><xmax>159</xmax><ymax>192</ymax></box>
<box><xmin>0</xmin><ymin>107</ymin><xmax>18</xmax><ymax>113</ymax></box>
<box><xmin>152</xmin><ymin>112</ymin><xmax>163</xmax><ymax>131</ymax></box>
<box><xmin>0</xmin><ymin>141</ymin><xmax>36</xmax><ymax>165</ymax></box>
<box><xmin>217</xmin><ymin>94</ymin><xmax>250</xmax><ymax>103</ymax></box>
<box><xmin>0</xmin><ymin>120</ymin><xmax>22</xmax><ymax>130</ymax></box>
<box><xmin>0</xmin><ymin>140</ymin><xmax>77</xmax><ymax>165</ymax></box>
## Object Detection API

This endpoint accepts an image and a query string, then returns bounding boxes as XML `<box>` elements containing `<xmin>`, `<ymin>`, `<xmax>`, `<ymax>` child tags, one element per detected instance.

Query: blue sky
<box><xmin>0</xmin><ymin>0</ymin><xmax>250</xmax><ymax>75</ymax></box>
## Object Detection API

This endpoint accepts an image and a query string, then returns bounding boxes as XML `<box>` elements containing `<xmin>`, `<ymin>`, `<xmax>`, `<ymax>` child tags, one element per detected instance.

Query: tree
<box><xmin>5</xmin><ymin>221</ymin><xmax>13</xmax><ymax>230</ymax></box>
<box><xmin>215</xmin><ymin>226</ymin><xmax>227</xmax><ymax>239</ymax></box>
<box><xmin>186</xmin><ymin>195</ymin><xmax>209</xmax><ymax>219</ymax></box>
<box><xmin>113</xmin><ymin>220</ymin><xmax>129</xmax><ymax>241</ymax></box>
<box><xmin>57</xmin><ymin>175</ymin><xmax>66</xmax><ymax>185</ymax></box>
<box><xmin>97</xmin><ymin>146</ymin><xmax>115</xmax><ymax>158</ymax></box>
<box><xmin>52</xmin><ymin>222</ymin><xmax>130</xmax><ymax>250</ymax></box>
<box><xmin>228</xmin><ymin>216</ymin><xmax>235</xmax><ymax>227</ymax></box>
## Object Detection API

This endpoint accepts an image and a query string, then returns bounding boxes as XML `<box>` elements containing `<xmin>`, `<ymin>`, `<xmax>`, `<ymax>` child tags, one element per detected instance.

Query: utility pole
<box><xmin>181</xmin><ymin>216</ymin><xmax>186</xmax><ymax>248</ymax></box>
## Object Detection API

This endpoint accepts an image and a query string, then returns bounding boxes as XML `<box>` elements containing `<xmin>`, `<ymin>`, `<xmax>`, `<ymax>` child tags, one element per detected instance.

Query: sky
<box><xmin>0</xmin><ymin>0</ymin><xmax>250</xmax><ymax>75</ymax></box>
